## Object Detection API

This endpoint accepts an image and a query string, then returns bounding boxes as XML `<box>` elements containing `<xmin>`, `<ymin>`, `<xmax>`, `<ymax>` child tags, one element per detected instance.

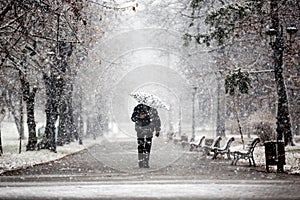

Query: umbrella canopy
<box><xmin>130</xmin><ymin>92</ymin><xmax>170</xmax><ymax>110</ymax></box>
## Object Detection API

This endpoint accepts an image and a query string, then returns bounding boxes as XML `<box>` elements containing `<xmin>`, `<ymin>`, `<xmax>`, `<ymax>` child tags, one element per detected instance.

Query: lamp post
<box><xmin>0</xmin><ymin>105</ymin><xmax>5</xmax><ymax>156</ymax></box>
<box><xmin>266</xmin><ymin>24</ymin><xmax>297</xmax><ymax>145</ymax></box>
<box><xmin>191</xmin><ymin>86</ymin><xmax>198</xmax><ymax>142</ymax></box>
<box><xmin>265</xmin><ymin>25</ymin><xmax>297</xmax><ymax>172</ymax></box>
<box><xmin>264</xmin><ymin>0</ymin><xmax>298</xmax><ymax>172</ymax></box>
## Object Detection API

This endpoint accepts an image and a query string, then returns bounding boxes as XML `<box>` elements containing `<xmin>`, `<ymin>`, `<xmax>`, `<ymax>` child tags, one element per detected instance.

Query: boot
<box><xmin>143</xmin><ymin>153</ymin><xmax>150</xmax><ymax>168</ymax></box>
<box><xmin>138</xmin><ymin>153</ymin><xmax>144</xmax><ymax>168</ymax></box>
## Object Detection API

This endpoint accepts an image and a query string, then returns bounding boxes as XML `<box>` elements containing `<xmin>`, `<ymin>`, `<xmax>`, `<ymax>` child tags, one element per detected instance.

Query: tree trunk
<box><xmin>26</xmin><ymin>94</ymin><xmax>37</xmax><ymax>151</ymax></box>
<box><xmin>67</xmin><ymin>96</ymin><xmax>76</xmax><ymax>142</ymax></box>
<box><xmin>39</xmin><ymin>74</ymin><xmax>59</xmax><ymax>152</ymax></box>
<box><xmin>57</xmin><ymin>70</ymin><xmax>75</xmax><ymax>145</ymax></box>
<box><xmin>56</xmin><ymin>42</ymin><xmax>74</xmax><ymax>146</ymax></box>
<box><xmin>270</xmin><ymin>0</ymin><xmax>294</xmax><ymax>146</ymax></box>
<box><xmin>73</xmin><ymin>111</ymin><xmax>79</xmax><ymax>140</ymax></box>
<box><xmin>25</xmin><ymin>91</ymin><xmax>37</xmax><ymax>151</ymax></box>
<box><xmin>0</xmin><ymin>128</ymin><xmax>2</xmax><ymax>156</ymax></box>
<box><xmin>233</xmin><ymin>96</ymin><xmax>245</xmax><ymax>149</ymax></box>
<box><xmin>78</xmin><ymin>115</ymin><xmax>83</xmax><ymax>145</ymax></box>
<box><xmin>19</xmin><ymin>94</ymin><xmax>24</xmax><ymax>140</ymax></box>
<box><xmin>0</xmin><ymin>106</ymin><xmax>4</xmax><ymax>156</ymax></box>
<box><xmin>19</xmin><ymin>95</ymin><xmax>24</xmax><ymax>153</ymax></box>
<box><xmin>19</xmin><ymin>71</ymin><xmax>37</xmax><ymax>151</ymax></box>
<box><xmin>57</xmin><ymin>99</ymin><xmax>67</xmax><ymax>146</ymax></box>
<box><xmin>216</xmin><ymin>78</ymin><xmax>225</xmax><ymax>137</ymax></box>
<box><xmin>86</xmin><ymin>116</ymin><xmax>92</xmax><ymax>138</ymax></box>
<box><xmin>78</xmin><ymin>94</ymin><xmax>84</xmax><ymax>144</ymax></box>
<box><xmin>64</xmin><ymin>96</ymin><xmax>76</xmax><ymax>144</ymax></box>
<box><xmin>78</xmin><ymin>87</ymin><xmax>83</xmax><ymax>145</ymax></box>
<box><xmin>44</xmin><ymin>109</ymin><xmax>58</xmax><ymax>152</ymax></box>
<box><xmin>92</xmin><ymin>116</ymin><xmax>100</xmax><ymax>140</ymax></box>
<box><xmin>274</xmin><ymin>53</ymin><xmax>294</xmax><ymax>145</ymax></box>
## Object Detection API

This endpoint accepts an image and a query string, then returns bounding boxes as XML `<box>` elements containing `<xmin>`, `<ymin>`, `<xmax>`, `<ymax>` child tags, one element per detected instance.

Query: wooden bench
<box><xmin>180</xmin><ymin>135</ymin><xmax>189</xmax><ymax>148</ymax></box>
<box><xmin>231</xmin><ymin>138</ymin><xmax>260</xmax><ymax>166</ymax></box>
<box><xmin>189</xmin><ymin>136</ymin><xmax>205</xmax><ymax>151</ymax></box>
<box><xmin>173</xmin><ymin>135</ymin><xmax>189</xmax><ymax>148</ymax></box>
<box><xmin>212</xmin><ymin>137</ymin><xmax>235</xmax><ymax>159</ymax></box>
<box><xmin>201</xmin><ymin>136</ymin><xmax>222</xmax><ymax>155</ymax></box>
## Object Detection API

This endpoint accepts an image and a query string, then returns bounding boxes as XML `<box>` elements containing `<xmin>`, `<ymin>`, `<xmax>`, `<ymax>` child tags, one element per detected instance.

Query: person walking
<box><xmin>131</xmin><ymin>103</ymin><xmax>161</xmax><ymax>168</ymax></box>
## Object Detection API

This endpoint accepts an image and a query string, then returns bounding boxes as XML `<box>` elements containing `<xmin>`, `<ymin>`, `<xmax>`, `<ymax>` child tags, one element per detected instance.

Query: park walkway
<box><xmin>2</xmin><ymin>136</ymin><xmax>299</xmax><ymax>181</ymax></box>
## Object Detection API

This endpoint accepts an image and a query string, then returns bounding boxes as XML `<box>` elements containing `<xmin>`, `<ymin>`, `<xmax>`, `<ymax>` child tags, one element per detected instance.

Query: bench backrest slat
<box><xmin>198</xmin><ymin>136</ymin><xmax>205</xmax><ymax>146</ymax></box>
<box><xmin>246</xmin><ymin>138</ymin><xmax>260</xmax><ymax>153</ymax></box>
<box><xmin>224</xmin><ymin>137</ymin><xmax>235</xmax><ymax>150</ymax></box>
<box><xmin>212</xmin><ymin>136</ymin><xmax>222</xmax><ymax>148</ymax></box>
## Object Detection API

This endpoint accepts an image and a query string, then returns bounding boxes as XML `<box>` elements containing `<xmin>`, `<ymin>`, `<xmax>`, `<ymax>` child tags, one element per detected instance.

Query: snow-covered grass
<box><xmin>0</xmin><ymin>121</ymin><xmax>99</xmax><ymax>175</ymax></box>
<box><xmin>224</xmin><ymin>135</ymin><xmax>300</xmax><ymax>174</ymax></box>
<box><xmin>254</xmin><ymin>145</ymin><xmax>300</xmax><ymax>174</ymax></box>
<box><xmin>190</xmin><ymin>134</ymin><xmax>300</xmax><ymax>174</ymax></box>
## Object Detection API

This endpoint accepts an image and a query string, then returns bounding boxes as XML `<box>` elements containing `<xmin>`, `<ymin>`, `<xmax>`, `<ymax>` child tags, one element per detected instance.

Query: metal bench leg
<box><xmin>212</xmin><ymin>150</ymin><xmax>217</xmax><ymax>159</ymax></box>
<box><xmin>227</xmin><ymin>152</ymin><xmax>231</xmax><ymax>160</ymax></box>
<box><xmin>248</xmin><ymin>158</ymin><xmax>252</xmax><ymax>166</ymax></box>
<box><xmin>231</xmin><ymin>159</ymin><xmax>235</xmax><ymax>165</ymax></box>
<box><xmin>233</xmin><ymin>156</ymin><xmax>239</xmax><ymax>165</ymax></box>
<box><xmin>251</xmin><ymin>157</ymin><xmax>256</xmax><ymax>167</ymax></box>
<box><xmin>231</xmin><ymin>154</ymin><xmax>236</xmax><ymax>165</ymax></box>
<box><xmin>234</xmin><ymin>158</ymin><xmax>239</xmax><ymax>165</ymax></box>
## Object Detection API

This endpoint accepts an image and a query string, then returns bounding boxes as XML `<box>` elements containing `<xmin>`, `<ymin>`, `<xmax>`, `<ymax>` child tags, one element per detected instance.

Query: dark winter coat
<box><xmin>131</xmin><ymin>104</ymin><xmax>161</xmax><ymax>138</ymax></box>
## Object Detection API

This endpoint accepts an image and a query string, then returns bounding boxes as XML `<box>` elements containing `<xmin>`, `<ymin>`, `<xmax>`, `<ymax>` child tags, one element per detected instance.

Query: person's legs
<box><xmin>137</xmin><ymin>137</ymin><xmax>145</xmax><ymax>168</ymax></box>
<box><xmin>143</xmin><ymin>137</ymin><xmax>153</xmax><ymax>168</ymax></box>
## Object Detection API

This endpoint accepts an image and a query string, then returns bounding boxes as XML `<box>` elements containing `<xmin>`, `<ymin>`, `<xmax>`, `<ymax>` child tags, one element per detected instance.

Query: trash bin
<box><xmin>264</xmin><ymin>140</ymin><xmax>285</xmax><ymax>172</ymax></box>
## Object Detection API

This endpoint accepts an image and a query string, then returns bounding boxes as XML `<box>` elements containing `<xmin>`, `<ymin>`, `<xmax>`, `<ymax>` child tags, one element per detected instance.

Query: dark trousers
<box><xmin>137</xmin><ymin>137</ymin><xmax>152</xmax><ymax>168</ymax></box>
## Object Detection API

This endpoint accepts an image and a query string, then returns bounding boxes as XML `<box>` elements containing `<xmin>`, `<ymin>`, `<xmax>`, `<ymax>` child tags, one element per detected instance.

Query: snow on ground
<box><xmin>0</xmin><ymin>121</ymin><xmax>99</xmax><ymax>175</ymax></box>
<box><xmin>254</xmin><ymin>145</ymin><xmax>300</xmax><ymax>174</ymax></box>
<box><xmin>1</xmin><ymin>121</ymin><xmax>300</xmax><ymax>175</ymax></box>
<box><xmin>214</xmin><ymin>135</ymin><xmax>300</xmax><ymax>174</ymax></box>
<box><xmin>188</xmin><ymin>133</ymin><xmax>300</xmax><ymax>174</ymax></box>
